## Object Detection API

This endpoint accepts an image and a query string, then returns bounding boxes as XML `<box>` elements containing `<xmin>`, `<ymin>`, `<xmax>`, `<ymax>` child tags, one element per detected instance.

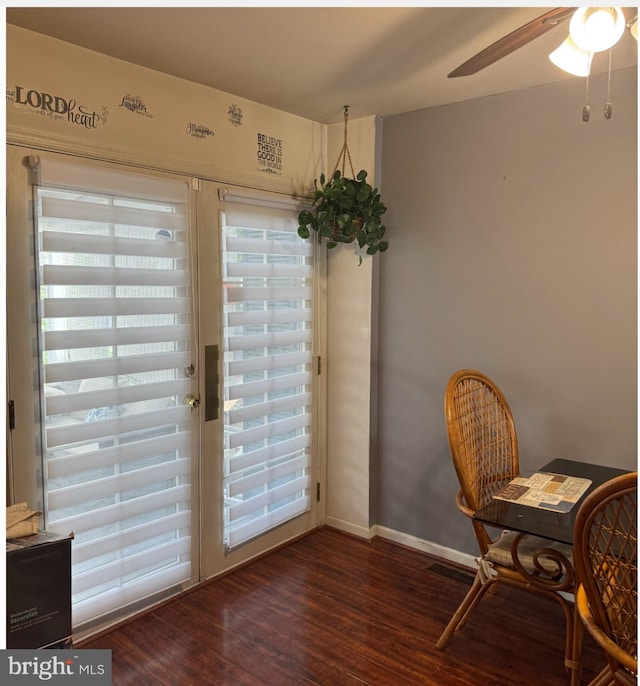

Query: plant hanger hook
<box><xmin>332</xmin><ymin>105</ymin><xmax>356</xmax><ymax>179</ymax></box>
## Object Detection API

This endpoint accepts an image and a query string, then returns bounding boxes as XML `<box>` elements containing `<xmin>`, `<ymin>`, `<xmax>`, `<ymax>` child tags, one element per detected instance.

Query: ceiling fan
<box><xmin>449</xmin><ymin>6</ymin><xmax>637</xmax><ymax>78</ymax></box>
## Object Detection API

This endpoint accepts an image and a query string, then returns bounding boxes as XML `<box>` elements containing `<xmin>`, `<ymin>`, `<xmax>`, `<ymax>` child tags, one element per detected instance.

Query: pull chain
<box><xmin>583</xmin><ymin>65</ymin><xmax>591</xmax><ymax>122</ymax></box>
<box><xmin>604</xmin><ymin>48</ymin><xmax>613</xmax><ymax>119</ymax></box>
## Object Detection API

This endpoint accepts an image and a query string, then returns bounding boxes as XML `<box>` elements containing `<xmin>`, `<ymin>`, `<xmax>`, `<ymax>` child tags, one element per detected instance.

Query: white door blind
<box><xmin>221</xmin><ymin>195</ymin><xmax>314</xmax><ymax>549</ymax></box>
<box><xmin>33</xmin><ymin>156</ymin><xmax>194</xmax><ymax>627</ymax></box>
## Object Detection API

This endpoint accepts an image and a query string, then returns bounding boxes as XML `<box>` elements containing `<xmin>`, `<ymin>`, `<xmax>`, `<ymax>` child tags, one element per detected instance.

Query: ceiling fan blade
<box><xmin>448</xmin><ymin>7</ymin><xmax>575</xmax><ymax>78</ymax></box>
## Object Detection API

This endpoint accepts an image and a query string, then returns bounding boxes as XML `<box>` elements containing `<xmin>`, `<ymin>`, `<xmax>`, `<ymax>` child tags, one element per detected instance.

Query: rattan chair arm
<box><xmin>455</xmin><ymin>489</ymin><xmax>475</xmax><ymax>518</ymax></box>
<box><xmin>576</xmin><ymin>585</ymin><xmax>638</xmax><ymax>675</ymax></box>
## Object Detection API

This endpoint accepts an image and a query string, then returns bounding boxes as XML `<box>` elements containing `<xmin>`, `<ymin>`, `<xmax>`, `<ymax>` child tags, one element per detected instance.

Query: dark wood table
<box><xmin>474</xmin><ymin>458</ymin><xmax>629</xmax><ymax>544</ymax></box>
<box><xmin>473</xmin><ymin>458</ymin><xmax>630</xmax><ymax>685</ymax></box>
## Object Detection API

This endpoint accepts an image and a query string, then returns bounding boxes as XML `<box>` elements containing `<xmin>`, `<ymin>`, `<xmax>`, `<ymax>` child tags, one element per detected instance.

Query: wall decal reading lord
<box><xmin>7</xmin><ymin>85</ymin><xmax>107</xmax><ymax>129</ymax></box>
<box><xmin>257</xmin><ymin>133</ymin><xmax>283</xmax><ymax>175</ymax></box>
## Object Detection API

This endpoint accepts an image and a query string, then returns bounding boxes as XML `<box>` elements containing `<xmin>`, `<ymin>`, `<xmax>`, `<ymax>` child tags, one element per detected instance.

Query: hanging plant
<box><xmin>297</xmin><ymin>107</ymin><xmax>389</xmax><ymax>263</ymax></box>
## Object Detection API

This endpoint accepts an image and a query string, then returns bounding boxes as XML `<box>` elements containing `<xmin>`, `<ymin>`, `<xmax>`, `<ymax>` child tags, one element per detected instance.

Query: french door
<box><xmin>197</xmin><ymin>182</ymin><xmax>320</xmax><ymax>578</ymax></box>
<box><xmin>6</xmin><ymin>147</ymin><xmax>320</xmax><ymax>635</ymax></box>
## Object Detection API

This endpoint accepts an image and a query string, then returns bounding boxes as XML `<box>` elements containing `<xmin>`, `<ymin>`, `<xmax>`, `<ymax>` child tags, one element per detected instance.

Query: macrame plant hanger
<box><xmin>332</xmin><ymin>105</ymin><xmax>356</xmax><ymax>179</ymax></box>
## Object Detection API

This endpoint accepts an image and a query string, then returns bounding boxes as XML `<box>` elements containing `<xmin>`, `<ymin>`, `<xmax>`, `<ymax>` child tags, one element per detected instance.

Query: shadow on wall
<box><xmin>376</xmin><ymin>362</ymin><xmax>479</xmax><ymax>553</ymax></box>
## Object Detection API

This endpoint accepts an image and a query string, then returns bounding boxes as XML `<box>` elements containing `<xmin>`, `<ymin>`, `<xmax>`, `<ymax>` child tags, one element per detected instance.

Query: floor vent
<box><xmin>425</xmin><ymin>562</ymin><xmax>475</xmax><ymax>586</ymax></box>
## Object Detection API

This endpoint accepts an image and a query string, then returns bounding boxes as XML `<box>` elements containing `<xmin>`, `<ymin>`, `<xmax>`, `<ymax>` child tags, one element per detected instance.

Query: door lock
<box><xmin>184</xmin><ymin>394</ymin><xmax>200</xmax><ymax>409</ymax></box>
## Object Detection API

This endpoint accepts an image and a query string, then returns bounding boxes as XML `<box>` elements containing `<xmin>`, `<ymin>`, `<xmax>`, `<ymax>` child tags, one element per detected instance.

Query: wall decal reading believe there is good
<box><xmin>7</xmin><ymin>85</ymin><xmax>108</xmax><ymax>130</ymax></box>
<box><xmin>257</xmin><ymin>133</ymin><xmax>283</xmax><ymax>175</ymax></box>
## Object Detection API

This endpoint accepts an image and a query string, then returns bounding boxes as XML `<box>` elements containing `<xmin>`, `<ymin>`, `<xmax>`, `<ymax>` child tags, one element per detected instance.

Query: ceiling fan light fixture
<box><xmin>549</xmin><ymin>36</ymin><xmax>594</xmax><ymax>77</ymax></box>
<box><xmin>569</xmin><ymin>7</ymin><xmax>626</xmax><ymax>52</ymax></box>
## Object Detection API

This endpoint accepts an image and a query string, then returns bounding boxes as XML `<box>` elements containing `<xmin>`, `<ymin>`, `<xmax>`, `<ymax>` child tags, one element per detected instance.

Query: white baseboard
<box><xmin>324</xmin><ymin>519</ymin><xmax>476</xmax><ymax>570</ymax></box>
<box><xmin>372</xmin><ymin>525</ymin><xmax>476</xmax><ymax>570</ymax></box>
<box><xmin>324</xmin><ymin>516</ymin><xmax>375</xmax><ymax>540</ymax></box>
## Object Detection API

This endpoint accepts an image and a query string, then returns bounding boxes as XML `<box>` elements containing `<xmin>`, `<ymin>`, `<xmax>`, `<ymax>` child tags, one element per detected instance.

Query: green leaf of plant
<box><xmin>303</xmin><ymin>167</ymin><xmax>390</xmax><ymax>258</ymax></box>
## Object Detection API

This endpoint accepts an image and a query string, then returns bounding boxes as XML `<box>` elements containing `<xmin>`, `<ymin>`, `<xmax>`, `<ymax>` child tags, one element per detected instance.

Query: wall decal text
<box><xmin>228</xmin><ymin>103</ymin><xmax>243</xmax><ymax>127</ymax></box>
<box><xmin>119</xmin><ymin>93</ymin><xmax>153</xmax><ymax>118</ymax></box>
<box><xmin>186</xmin><ymin>122</ymin><xmax>215</xmax><ymax>139</ymax></box>
<box><xmin>257</xmin><ymin>133</ymin><xmax>283</xmax><ymax>175</ymax></box>
<box><xmin>7</xmin><ymin>85</ymin><xmax>107</xmax><ymax>130</ymax></box>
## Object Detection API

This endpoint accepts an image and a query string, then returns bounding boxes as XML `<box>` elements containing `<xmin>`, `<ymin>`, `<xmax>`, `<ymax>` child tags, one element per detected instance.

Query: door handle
<box><xmin>205</xmin><ymin>344</ymin><xmax>219</xmax><ymax>422</ymax></box>
<box><xmin>184</xmin><ymin>394</ymin><xmax>200</xmax><ymax>409</ymax></box>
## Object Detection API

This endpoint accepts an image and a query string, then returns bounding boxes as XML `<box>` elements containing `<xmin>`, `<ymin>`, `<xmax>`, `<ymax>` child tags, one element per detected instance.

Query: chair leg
<box><xmin>570</xmin><ymin>602</ymin><xmax>584</xmax><ymax>686</ymax></box>
<box><xmin>435</xmin><ymin>572</ymin><xmax>492</xmax><ymax>650</ymax></box>
<box><xmin>588</xmin><ymin>665</ymin><xmax>614</xmax><ymax>686</ymax></box>
<box><xmin>454</xmin><ymin>576</ymin><xmax>495</xmax><ymax>632</ymax></box>
<box><xmin>553</xmin><ymin>593</ymin><xmax>575</xmax><ymax>678</ymax></box>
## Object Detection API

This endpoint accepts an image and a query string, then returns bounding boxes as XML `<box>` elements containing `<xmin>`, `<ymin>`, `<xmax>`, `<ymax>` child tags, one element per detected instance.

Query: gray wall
<box><xmin>377</xmin><ymin>67</ymin><xmax>637</xmax><ymax>555</ymax></box>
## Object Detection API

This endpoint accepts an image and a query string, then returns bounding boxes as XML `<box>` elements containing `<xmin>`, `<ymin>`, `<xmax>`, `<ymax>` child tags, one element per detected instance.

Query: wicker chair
<box><xmin>571</xmin><ymin>472</ymin><xmax>637</xmax><ymax>686</ymax></box>
<box><xmin>436</xmin><ymin>369</ymin><xmax>575</xmax><ymax>668</ymax></box>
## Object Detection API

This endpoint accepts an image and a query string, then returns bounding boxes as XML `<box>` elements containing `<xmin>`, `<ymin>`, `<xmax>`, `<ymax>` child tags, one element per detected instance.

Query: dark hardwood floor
<box><xmin>82</xmin><ymin>527</ymin><xmax>604</xmax><ymax>685</ymax></box>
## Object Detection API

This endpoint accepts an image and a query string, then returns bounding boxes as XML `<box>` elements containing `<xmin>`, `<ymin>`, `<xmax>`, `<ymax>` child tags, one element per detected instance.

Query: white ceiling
<box><xmin>6</xmin><ymin>6</ymin><xmax>638</xmax><ymax>124</ymax></box>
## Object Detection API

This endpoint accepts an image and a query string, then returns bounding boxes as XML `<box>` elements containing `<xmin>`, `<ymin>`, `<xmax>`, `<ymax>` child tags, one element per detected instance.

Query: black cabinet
<box><xmin>6</xmin><ymin>531</ymin><xmax>73</xmax><ymax>649</ymax></box>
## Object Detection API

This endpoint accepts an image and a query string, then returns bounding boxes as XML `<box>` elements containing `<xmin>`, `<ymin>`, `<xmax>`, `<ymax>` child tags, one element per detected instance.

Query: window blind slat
<box><xmin>45</xmin><ymin>297</ymin><xmax>190</xmax><ymax>318</ymax></box>
<box><xmin>224</xmin><ymin>236</ymin><xmax>312</xmax><ymax>256</ymax></box>
<box><xmin>43</xmin><ymin>264</ymin><xmax>188</xmax><ymax>287</ymax></box>
<box><xmin>44</xmin><ymin>325</ymin><xmax>191</xmax><ymax>351</ymax></box>
<box><xmin>224</xmin><ymin>286</ymin><xmax>312</xmax><ymax>303</ymax></box>
<box><xmin>227</xmin><ymin>454</ymin><xmax>309</xmax><ymax>497</ymax></box>
<box><xmin>41</xmin><ymin>196</ymin><xmax>187</xmax><ymax>231</ymax></box>
<box><xmin>228</xmin><ymin>476</ymin><xmax>309</xmax><ymax>521</ymax></box>
<box><xmin>44</xmin><ymin>352</ymin><xmax>191</xmax><ymax>384</ymax></box>
<box><xmin>43</xmin><ymin>230</ymin><xmax>187</xmax><ymax>258</ymax></box>
<box><xmin>223</xmin><ymin>204</ymin><xmax>301</xmax><ymax>232</ymax></box>
<box><xmin>227</xmin><ymin>372</ymin><xmax>310</xmax><ymax>401</ymax></box>
<box><xmin>228</xmin><ymin>413</ymin><xmax>310</xmax><ymax>449</ymax></box>
<box><xmin>72</xmin><ymin>538</ymin><xmax>191</xmax><ymax>595</ymax></box>
<box><xmin>226</xmin><ymin>262</ymin><xmax>310</xmax><ymax>278</ymax></box>
<box><xmin>227</xmin><ymin>498</ymin><xmax>310</xmax><ymax>549</ymax></box>
<box><xmin>228</xmin><ymin>393</ymin><xmax>311</xmax><ymax>425</ymax></box>
<box><xmin>46</xmin><ymin>379</ymin><xmax>189</xmax><ymax>417</ymax></box>
<box><xmin>228</xmin><ymin>435</ymin><xmax>310</xmax><ymax>474</ymax></box>
<box><xmin>46</xmin><ymin>405</ymin><xmax>190</xmax><ymax>448</ymax></box>
<box><xmin>226</xmin><ymin>330</ymin><xmax>312</xmax><ymax>352</ymax></box>
<box><xmin>225</xmin><ymin>309</ymin><xmax>311</xmax><ymax>328</ymax></box>
<box><xmin>47</xmin><ymin>431</ymin><xmax>191</xmax><ymax>479</ymax></box>
<box><xmin>228</xmin><ymin>351</ymin><xmax>311</xmax><ymax>376</ymax></box>
<box><xmin>48</xmin><ymin>484</ymin><xmax>191</xmax><ymax>533</ymax></box>
<box><xmin>72</xmin><ymin>510</ymin><xmax>192</xmax><ymax>565</ymax></box>
<box><xmin>37</xmin><ymin>155</ymin><xmax>188</xmax><ymax>203</ymax></box>
<box><xmin>48</xmin><ymin>457</ymin><xmax>191</xmax><ymax>510</ymax></box>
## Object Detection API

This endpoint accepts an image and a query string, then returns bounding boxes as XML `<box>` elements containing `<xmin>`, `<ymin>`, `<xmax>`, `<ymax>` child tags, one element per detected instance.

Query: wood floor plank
<box><xmin>82</xmin><ymin>527</ymin><xmax>605</xmax><ymax>685</ymax></box>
